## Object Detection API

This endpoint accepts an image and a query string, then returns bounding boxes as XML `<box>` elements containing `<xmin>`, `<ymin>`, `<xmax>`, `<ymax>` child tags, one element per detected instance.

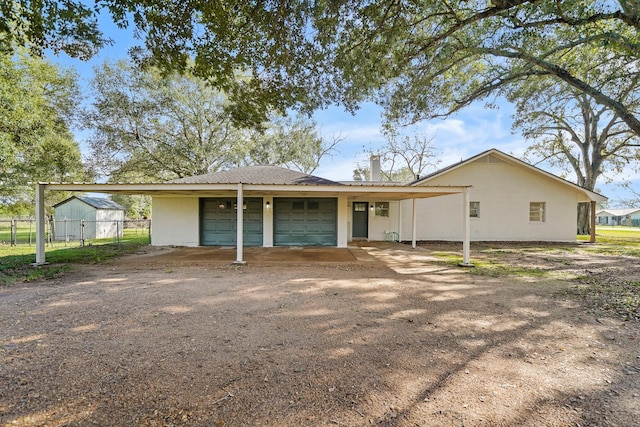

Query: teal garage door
<box><xmin>200</xmin><ymin>198</ymin><xmax>263</xmax><ymax>246</ymax></box>
<box><xmin>274</xmin><ymin>198</ymin><xmax>337</xmax><ymax>246</ymax></box>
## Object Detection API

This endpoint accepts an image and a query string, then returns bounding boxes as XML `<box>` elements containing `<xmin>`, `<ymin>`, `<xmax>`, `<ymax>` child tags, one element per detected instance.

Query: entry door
<box><xmin>352</xmin><ymin>202</ymin><xmax>368</xmax><ymax>238</ymax></box>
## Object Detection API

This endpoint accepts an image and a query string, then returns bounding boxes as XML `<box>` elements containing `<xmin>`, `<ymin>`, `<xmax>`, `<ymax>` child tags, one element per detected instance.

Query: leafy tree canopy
<box><xmin>0</xmin><ymin>49</ymin><xmax>88</xmax><ymax>215</ymax></box>
<box><xmin>85</xmin><ymin>60</ymin><xmax>338</xmax><ymax>182</ymax></box>
<box><xmin>4</xmin><ymin>1</ymin><xmax>640</xmax><ymax>134</ymax></box>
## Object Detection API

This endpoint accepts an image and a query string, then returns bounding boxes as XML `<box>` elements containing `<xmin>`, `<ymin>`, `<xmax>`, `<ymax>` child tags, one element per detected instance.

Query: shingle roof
<box><xmin>170</xmin><ymin>165</ymin><xmax>342</xmax><ymax>186</ymax></box>
<box><xmin>54</xmin><ymin>195</ymin><xmax>124</xmax><ymax>210</ymax></box>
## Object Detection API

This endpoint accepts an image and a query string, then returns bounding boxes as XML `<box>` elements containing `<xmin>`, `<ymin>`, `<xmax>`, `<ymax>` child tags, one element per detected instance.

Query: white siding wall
<box><xmin>95</xmin><ymin>209</ymin><xmax>125</xmax><ymax>239</ymax></box>
<box><xmin>54</xmin><ymin>199</ymin><xmax>96</xmax><ymax>240</ymax></box>
<box><xmin>152</xmin><ymin>197</ymin><xmax>200</xmax><ymax>246</ymax></box>
<box><xmin>400</xmin><ymin>158</ymin><xmax>581</xmax><ymax>242</ymax></box>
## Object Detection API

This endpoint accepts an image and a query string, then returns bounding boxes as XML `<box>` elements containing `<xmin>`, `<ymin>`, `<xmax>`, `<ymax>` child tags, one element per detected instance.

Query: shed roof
<box><xmin>170</xmin><ymin>165</ymin><xmax>341</xmax><ymax>186</ymax></box>
<box><xmin>54</xmin><ymin>195</ymin><xmax>124</xmax><ymax>210</ymax></box>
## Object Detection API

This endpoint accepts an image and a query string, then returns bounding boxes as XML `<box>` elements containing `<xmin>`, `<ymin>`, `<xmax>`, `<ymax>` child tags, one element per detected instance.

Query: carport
<box><xmin>33</xmin><ymin>181</ymin><xmax>472</xmax><ymax>265</ymax></box>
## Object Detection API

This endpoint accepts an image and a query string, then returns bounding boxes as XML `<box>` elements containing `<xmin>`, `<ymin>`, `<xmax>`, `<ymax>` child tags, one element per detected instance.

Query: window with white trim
<box><xmin>374</xmin><ymin>202</ymin><xmax>389</xmax><ymax>217</ymax></box>
<box><xmin>530</xmin><ymin>202</ymin><xmax>546</xmax><ymax>222</ymax></box>
<box><xmin>470</xmin><ymin>201</ymin><xmax>480</xmax><ymax>218</ymax></box>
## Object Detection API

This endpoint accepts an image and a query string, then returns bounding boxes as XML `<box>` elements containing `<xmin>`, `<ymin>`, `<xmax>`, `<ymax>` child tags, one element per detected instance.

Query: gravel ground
<box><xmin>1</xmin><ymin>242</ymin><xmax>639</xmax><ymax>426</ymax></box>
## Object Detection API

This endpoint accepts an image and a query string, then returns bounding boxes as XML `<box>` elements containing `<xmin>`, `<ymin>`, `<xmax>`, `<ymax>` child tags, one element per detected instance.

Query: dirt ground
<box><xmin>1</xmin><ymin>242</ymin><xmax>639</xmax><ymax>427</ymax></box>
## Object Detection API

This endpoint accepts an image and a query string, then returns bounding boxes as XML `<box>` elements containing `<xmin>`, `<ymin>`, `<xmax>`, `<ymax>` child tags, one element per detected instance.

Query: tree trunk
<box><xmin>577</xmin><ymin>202</ymin><xmax>590</xmax><ymax>235</ymax></box>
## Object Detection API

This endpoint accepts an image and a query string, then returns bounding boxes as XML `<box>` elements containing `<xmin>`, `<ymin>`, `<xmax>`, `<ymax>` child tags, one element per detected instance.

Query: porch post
<box><xmin>411</xmin><ymin>198</ymin><xmax>417</xmax><ymax>249</ymax></box>
<box><xmin>234</xmin><ymin>182</ymin><xmax>245</xmax><ymax>264</ymax></box>
<box><xmin>589</xmin><ymin>200</ymin><xmax>596</xmax><ymax>243</ymax></box>
<box><xmin>34</xmin><ymin>184</ymin><xmax>47</xmax><ymax>265</ymax></box>
<box><xmin>460</xmin><ymin>188</ymin><xmax>472</xmax><ymax>266</ymax></box>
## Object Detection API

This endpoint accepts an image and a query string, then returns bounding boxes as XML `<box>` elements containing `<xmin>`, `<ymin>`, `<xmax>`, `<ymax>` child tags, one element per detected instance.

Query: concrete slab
<box><xmin>125</xmin><ymin>245</ymin><xmax>362</xmax><ymax>264</ymax></box>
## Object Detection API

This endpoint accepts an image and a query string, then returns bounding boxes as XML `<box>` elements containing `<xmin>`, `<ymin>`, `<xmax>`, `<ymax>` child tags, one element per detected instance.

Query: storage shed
<box><xmin>53</xmin><ymin>195</ymin><xmax>125</xmax><ymax>241</ymax></box>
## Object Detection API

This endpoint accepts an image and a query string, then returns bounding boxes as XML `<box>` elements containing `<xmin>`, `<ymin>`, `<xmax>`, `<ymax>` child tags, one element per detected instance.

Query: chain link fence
<box><xmin>0</xmin><ymin>218</ymin><xmax>151</xmax><ymax>247</ymax></box>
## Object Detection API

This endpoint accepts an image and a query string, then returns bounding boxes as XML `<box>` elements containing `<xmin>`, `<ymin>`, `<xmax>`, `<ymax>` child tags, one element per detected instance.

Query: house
<box><xmin>398</xmin><ymin>149</ymin><xmax>607</xmax><ymax>242</ymax></box>
<box><xmin>596</xmin><ymin>208</ymin><xmax>640</xmax><ymax>227</ymax></box>
<box><xmin>33</xmin><ymin>149</ymin><xmax>606</xmax><ymax>265</ymax></box>
<box><xmin>53</xmin><ymin>195</ymin><xmax>125</xmax><ymax>241</ymax></box>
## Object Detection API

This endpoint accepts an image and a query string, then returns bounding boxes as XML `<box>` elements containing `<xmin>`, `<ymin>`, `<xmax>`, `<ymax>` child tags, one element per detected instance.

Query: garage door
<box><xmin>200</xmin><ymin>198</ymin><xmax>263</xmax><ymax>246</ymax></box>
<box><xmin>274</xmin><ymin>198</ymin><xmax>337</xmax><ymax>246</ymax></box>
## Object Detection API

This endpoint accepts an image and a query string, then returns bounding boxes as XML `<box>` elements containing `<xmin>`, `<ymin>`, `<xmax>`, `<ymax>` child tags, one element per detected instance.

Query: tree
<box><xmin>246</xmin><ymin>115</ymin><xmax>340</xmax><ymax>174</ymax></box>
<box><xmin>353</xmin><ymin>126</ymin><xmax>440</xmax><ymax>182</ymax></box>
<box><xmin>0</xmin><ymin>49</ymin><xmax>87</xmax><ymax>215</ymax></box>
<box><xmin>86</xmin><ymin>60</ymin><xmax>248</xmax><ymax>181</ymax></box>
<box><xmin>508</xmin><ymin>53</ymin><xmax>640</xmax><ymax>233</ymax></box>
<box><xmin>85</xmin><ymin>60</ymin><xmax>338</xmax><ymax>182</ymax></box>
<box><xmin>0</xmin><ymin>0</ymin><xmax>108</xmax><ymax>59</ymax></box>
<box><xmin>5</xmin><ymin>1</ymin><xmax>640</xmax><ymax>137</ymax></box>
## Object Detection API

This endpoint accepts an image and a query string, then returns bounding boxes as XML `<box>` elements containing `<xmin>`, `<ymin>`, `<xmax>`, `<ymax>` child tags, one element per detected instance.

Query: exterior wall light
<box><xmin>266</xmin><ymin>201</ymin><xmax>271</xmax><ymax>209</ymax></box>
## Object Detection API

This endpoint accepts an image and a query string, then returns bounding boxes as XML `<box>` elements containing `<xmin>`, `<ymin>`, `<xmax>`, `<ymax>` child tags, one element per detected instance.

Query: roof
<box><xmin>54</xmin><ymin>195</ymin><xmax>124</xmax><ymax>210</ymax></box>
<box><xmin>170</xmin><ymin>165</ymin><xmax>342</xmax><ymax>186</ymax></box>
<box><xmin>596</xmin><ymin>208</ymin><xmax>640</xmax><ymax>216</ymax></box>
<box><xmin>411</xmin><ymin>148</ymin><xmax>607</xmax><ymax>202</ymax></box>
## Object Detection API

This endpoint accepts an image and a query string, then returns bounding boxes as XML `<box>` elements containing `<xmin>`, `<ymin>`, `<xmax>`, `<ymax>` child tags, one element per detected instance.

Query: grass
<box><xmin>429</xmin><ymin>226</ymin><xmax>640</xmax><ymax>320</ymax></box>
<box><xmin>0</xmin><ymin>231</ymin><xmax>149</xmax><ymax>286</ymax></box>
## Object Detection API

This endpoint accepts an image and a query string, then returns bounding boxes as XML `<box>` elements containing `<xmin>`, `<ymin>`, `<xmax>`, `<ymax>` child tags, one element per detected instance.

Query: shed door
<box><xmin>200</xmin><ymin>198</ymin><xmax>263</xmax><ymax>246</ymax></box>
<box><xmin>274</xmin><ymin>198</ymin><xmax>337</xmax><ymax>246</ymax></box>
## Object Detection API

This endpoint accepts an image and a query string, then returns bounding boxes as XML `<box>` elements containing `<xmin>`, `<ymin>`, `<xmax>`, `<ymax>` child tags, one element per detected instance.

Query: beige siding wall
<box><xmin>152</xmin><ymin>197</ymin><xmax>200</xmax><ymax>246</ymax></box>
<box><xmin>400</xmin><ymin>158</ymin><xmax>580</xmax><ymax>242</ymax></box>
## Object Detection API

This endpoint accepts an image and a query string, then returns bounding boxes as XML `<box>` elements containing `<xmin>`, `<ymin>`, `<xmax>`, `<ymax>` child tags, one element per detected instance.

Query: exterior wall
<box><xmin>95</xmin><ymin>209</ymin><xmax>125</xmax><ymax>239</ymax></box>
<box><xmin>151</xmin><ymin>196</ymin><xmax>200</xmax><ymax>246</ymax></box>
<box><xmin>597</xmin><ymin>211</ymin><xmax>640</xmax><ymax>226</ymax></box>
<box><xmin>54</xmin><ymin>199</ymin><xmax>97</xmax><ymax>240</ymax></box>
<box><xmin>400</xmin><ymin>157</ymin><xmax>582</xmax><ymax>242</ymax></box>
<box><xmin>346</xmin><ymin>199</ymin><xmax>400</xmax><ymax>242</ymax></box>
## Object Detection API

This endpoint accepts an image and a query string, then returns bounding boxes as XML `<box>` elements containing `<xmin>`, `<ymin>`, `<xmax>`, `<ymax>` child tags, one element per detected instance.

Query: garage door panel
<box><xmin>274</xmin><ymin>198</ymin><xmax>337</xmax><ymax>246</ymax></box>
<box><xmin>200</xmin><ymin>198</ymin><xmax>263</xmax><ymax>246</ymax></box>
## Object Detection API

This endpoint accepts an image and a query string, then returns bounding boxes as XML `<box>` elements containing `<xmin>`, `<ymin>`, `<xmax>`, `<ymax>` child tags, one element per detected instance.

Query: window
<box><xmin>292</xmin><ymin>201</ymin><xmax>305</xmax><ymax>210</ymax></box>
<box><xmin>354</xmin><ymin>203</ymin><xmax>367</xmax><ymax>212</ymax></box>
<box><xmin>469</xmin><ymin>201</ymin><xmax>480</xmax><ymax>218</ymax></box>
<box><xmin>375</xmin><ymin>202</ymin><xmax>389</xmax><ymax>217</ymax></box>
<box><xmin>530</xmin><ymin>202</ymin><xmax>546</xmax><ymax>222</ymax></box>
<box><xmin>307</xmin><ymin>201</ymin><xmax>319</xmax><ymax>210</ymax></box>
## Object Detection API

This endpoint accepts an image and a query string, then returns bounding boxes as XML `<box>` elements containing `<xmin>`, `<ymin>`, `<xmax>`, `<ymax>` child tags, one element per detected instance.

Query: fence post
<box><xmin>63</xmin><ymin>218</ymin><xmax>68</xmax><ymax>246</ymax></box>
<box><xmin>80</xmin><ymin>220</ymin><xmax>85</xmax><ymax>247</ymax></box>
<box><xmin>11</xmin><ymin>219</ymin><xmax>16</xmax><ymax>246</ymax></box>
<box><xmin>148</xmin><ymin>219</ymin><xmax>151</xmax><ymax>245</ymax></box>
<box><xmin>29</xmin><ymin>218</ymin><xmax>33</xmax><ymax>246</ymax></box>
<box><xmin>116</xmin><ymin>220</ymin><xmax>120</xmax><ymax>244</ymax></box>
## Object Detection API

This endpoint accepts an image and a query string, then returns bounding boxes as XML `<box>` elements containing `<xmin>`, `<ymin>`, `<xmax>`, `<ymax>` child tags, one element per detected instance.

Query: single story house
<box><xmin>53</xmin><ymin>195</ymin><xmax>125</xmax><ymax>241</ymax></box>
<box><xmin>596</xmin><ymin>208</ymin><xmax>640</xmax><ymax>227</ymax></box>
<box><xmin>33</xmin><ymin>149</ymin><xmax>606</xmax><ymax>265</ymax></box>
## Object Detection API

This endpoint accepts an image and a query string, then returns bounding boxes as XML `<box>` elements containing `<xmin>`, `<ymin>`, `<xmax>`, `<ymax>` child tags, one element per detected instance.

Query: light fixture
<box><xmin>265</xmin><ymin>201</ymin><xmax>271</xmax><ymax>209</ymax></box>
<box><xmin>370</xmin><ymin>204</ymin><xmax>374</xmax><ymax>210</ymax></box>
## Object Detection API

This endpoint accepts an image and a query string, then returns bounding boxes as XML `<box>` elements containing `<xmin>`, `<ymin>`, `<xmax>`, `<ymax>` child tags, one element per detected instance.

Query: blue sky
<box><xmin>47</xmin><ymin>16</ymin><xmax>637</xmax><ymax>206</ymax></box>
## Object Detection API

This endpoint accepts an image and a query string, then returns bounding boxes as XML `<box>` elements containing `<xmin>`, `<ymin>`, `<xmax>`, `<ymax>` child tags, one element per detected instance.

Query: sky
<box><xmin>46</xmin><ymin>13</ymin><xmax>638</xmax><ymax>207</ymax></box>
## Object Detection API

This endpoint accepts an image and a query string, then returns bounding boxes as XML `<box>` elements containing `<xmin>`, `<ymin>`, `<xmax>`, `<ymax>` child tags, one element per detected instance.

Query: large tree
<box><xmin>85</xmin><ymin>60</ymin><xmax>338</xmax><ymax>182</ymax></box>
<box><xmin>6</xmin><ymin>1</ymin><xmax>640</xmax><ymax>134</ymax></box>
<box><xmin>507</xmin><ymin>41</ymin><xmax>640</xmax><ymax>232</ymax></box>
<box><xmin>0</xmin><ymin>49</ymin><xmax>87</xmax><ymax>215</ymax></box>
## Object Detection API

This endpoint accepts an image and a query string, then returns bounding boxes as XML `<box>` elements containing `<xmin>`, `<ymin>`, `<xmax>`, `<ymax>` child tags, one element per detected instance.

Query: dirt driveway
<box><xmin>1</xmin><ymin>242</ymin><xmax>639</xmax><ymax>426</ymax></box>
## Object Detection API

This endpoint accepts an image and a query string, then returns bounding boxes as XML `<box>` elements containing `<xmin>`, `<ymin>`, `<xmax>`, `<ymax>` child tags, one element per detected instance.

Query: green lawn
<box><xmin>0</xmin><ymin>231</ymin><xmax>149</xmax><ymax>286</ymax></box>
